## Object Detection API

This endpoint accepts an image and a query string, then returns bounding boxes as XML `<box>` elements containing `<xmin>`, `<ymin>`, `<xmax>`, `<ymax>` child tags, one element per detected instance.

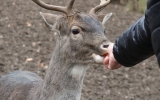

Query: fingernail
<box><xmin>108</xmin><ymin>65</ymin><xmax>111</xmax><ymax>70</ymax></box>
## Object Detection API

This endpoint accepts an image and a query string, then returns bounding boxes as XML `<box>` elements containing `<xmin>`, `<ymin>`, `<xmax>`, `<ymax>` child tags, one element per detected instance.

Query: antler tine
<box><xmin>90</xmin><ymin>0</ymin><xmax>111</xmax><ymax>15</ymax></box>
<box><xmin>32</xmin><ymin>0</ymin><xmax>75</xmax><ymax>15</ymax></box>
<box><xmin>66</xmin><ymin>0</ymin><xmax>75</xmax><ymax>13</ymax></box>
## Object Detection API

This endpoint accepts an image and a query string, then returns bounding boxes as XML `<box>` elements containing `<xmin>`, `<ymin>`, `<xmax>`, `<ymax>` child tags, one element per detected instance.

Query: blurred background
<box><xmin>0</xmin><ymin>0</ymin><xmax>160</xmax><ymax>100</ymax></box>
<box><xmin>114</xmin><ymin>0</ymin><xmax>147</xmax><ymax>13</ymax></box>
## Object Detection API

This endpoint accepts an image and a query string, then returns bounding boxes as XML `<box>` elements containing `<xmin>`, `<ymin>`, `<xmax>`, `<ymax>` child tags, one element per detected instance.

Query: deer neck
<box><xmin>38</xmin><ymin>39</ymin><xmax>88</xmax><ymax>100</ymax></box>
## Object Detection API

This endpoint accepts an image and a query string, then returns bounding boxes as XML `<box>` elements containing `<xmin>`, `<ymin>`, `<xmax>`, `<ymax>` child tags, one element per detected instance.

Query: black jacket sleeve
<box><xmin>113</xmin><ymin>0</ymin><xmax>160</xmax><ymax>67</ymax></box>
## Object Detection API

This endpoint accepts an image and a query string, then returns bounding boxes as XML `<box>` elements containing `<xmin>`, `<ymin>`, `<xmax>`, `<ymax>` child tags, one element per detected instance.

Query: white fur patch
<box><xmin>70</xmin><ymin>65</ymin><xmax>87</xmax><ymax>80</ymax></box>
<box><xmin>92</xmin><ymin>53</ymin><xmax>104</xmax><ymax>64</ymax></box>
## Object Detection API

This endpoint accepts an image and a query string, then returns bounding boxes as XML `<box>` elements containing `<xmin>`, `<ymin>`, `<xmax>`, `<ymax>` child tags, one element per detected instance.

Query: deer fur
<box><xmin>0</xmin><ymin>0</ymin><xmax>112</xmax><ymax>100</ymax></box>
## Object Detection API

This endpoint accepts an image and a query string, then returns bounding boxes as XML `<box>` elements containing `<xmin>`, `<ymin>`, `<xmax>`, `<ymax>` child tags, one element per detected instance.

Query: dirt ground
<box><xmin>0</xmin><ymin>0</ymin><xmax>160</xmax><ymax>100</ymax></box>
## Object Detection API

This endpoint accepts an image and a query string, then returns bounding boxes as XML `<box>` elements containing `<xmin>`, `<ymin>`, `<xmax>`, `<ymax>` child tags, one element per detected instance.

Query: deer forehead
<box><xmin>55</xmin><ymin>13</ymin><xmax>104</xmax><ymax>35</ymax></box>
<box><xmin>73</xmin><ymin>14</ymin><xmax>104</xmax><ymax>32</ymax></box>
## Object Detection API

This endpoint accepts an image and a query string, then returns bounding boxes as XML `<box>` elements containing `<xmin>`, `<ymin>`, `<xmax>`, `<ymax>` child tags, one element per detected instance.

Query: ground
<box><xmin>0</xmin><ymin>0</ymin><xmax>160</xmax><ymax>100</ymax></box>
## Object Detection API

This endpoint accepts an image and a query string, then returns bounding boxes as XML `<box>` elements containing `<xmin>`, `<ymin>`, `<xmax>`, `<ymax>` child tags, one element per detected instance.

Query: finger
<box><xmin>103</xmin><ymin>56</ymin><xmax>109</xmax><ymax>68</ymax></box>
<box><xmin>109</xmin><ymin>61</ymin><xmax>121</xmax><ymax>70</ymax></box>
<box><xmin>106</xmin><ymin>43</ymin><xmax>114</xmax><ymax>53</ymax></box>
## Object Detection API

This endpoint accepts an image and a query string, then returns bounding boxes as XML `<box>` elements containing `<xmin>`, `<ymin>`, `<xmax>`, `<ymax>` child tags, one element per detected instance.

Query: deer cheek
<box><xmin>71</xmin><ymin>34</ymin><xmax>83</xmax><ymax>41</ymax></box>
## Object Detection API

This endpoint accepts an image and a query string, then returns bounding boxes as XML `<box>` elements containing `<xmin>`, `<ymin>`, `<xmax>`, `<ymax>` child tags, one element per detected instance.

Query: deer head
<box><xmin>32</xmin><ymin>0</ymin><xmax>112</xmax><ymax>65</ymax></box>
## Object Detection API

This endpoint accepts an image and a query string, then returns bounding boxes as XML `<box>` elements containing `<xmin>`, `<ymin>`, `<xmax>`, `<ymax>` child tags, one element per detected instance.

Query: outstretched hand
<box><xmin>103</xmin><ymin>43</ymin><xmax>122</xmax><ymax>70</ymax></box>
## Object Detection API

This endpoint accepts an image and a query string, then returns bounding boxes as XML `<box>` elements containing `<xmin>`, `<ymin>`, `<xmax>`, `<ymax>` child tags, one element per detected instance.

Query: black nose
<box><xmin>103</xmin><ymin>44</ymin><xmax>109</xmax><ymax>48</ymax></box>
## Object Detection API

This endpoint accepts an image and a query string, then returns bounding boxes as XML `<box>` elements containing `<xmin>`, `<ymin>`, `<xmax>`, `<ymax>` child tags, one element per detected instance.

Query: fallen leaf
<box><xmin>25</xmin><ymin>58</ymin><xmax>33</xmax><ymax>62</ymax></box>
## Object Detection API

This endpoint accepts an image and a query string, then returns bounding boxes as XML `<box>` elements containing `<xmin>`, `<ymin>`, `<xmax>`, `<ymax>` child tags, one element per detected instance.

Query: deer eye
<box><xmin>72</xmin><ymin>29</ymin><xmax>80</xmax><ymax>35</ymax></box>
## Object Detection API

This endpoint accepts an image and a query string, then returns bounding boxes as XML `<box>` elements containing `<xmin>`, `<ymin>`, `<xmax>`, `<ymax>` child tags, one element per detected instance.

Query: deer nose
<box><xmin>103</xmin><ymin>44</ymin><xmax>109</xmax><ymax>48</ymax></box>
<box><xmin>100</xmin><ymin>42</ymin><xmax>110</xmax><ymax>54</ymax></box>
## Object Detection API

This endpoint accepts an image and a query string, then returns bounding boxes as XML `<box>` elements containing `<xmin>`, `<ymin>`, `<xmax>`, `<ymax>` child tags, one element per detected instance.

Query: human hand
<box><xmin>103</xmin><ymin>43</ymin><xmax>122</xmax><ymax>70</ymax></box>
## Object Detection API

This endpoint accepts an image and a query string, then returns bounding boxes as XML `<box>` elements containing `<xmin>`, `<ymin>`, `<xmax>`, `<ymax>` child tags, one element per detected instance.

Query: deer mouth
<box><xmin>92</xmin><ymin>53</ymin><xmax>108</xmax><ymax>64</ymax></box>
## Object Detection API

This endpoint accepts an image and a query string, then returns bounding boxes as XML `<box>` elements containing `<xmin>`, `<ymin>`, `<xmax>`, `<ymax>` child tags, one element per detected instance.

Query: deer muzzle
<box><xmin>92</xmin><ymin>42</ymin><xmax>112</xmax><ymax>64</ymax></box>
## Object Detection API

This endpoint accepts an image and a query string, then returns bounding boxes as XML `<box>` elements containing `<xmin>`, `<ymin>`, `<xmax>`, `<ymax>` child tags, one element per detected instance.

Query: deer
<box><xmin>0</xmin><ymin>0</ymin><xmax>112</xmax><ymax>100</ymax></box>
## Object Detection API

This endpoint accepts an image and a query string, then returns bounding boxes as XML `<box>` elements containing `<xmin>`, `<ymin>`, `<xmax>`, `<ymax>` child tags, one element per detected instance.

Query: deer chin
<box><xmin>91</xmin><ymin>53</ymin><xmax>108</xmax><ymax>64</ymax></box>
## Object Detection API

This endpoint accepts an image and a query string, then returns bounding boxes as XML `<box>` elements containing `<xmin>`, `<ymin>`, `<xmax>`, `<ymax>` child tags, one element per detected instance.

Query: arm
<box><xmin>113</xmin><ymin>16</ymin><xmax>154</xmax><ymax>67</ymax></box>
<box><xmin>104</xmin><ymin>0</ymin><xmax>160</xmax><ymax>68</ymax></box>
<box><xmin>147</xmin><ymin>1</ymin><xmax>160</xmax><ymax>66</ymax></box>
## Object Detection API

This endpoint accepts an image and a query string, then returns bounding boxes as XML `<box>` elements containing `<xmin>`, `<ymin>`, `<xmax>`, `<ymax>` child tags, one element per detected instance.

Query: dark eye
<box><xmin>72</xmin><ymin>29</ymin><xmax>80</xmax><ymax>35</ymax></box>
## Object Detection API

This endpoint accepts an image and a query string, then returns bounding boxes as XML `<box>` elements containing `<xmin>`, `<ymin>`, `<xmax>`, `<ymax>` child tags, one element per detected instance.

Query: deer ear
<box><xmin>98</xmin><ymin>13</ymin><xmax>112</xmax><ymax>25</ymax></box>
<box><xmin>40</xmin><ymin>12</ymin><xmax>57</xmax><ymax>30</ymax></box>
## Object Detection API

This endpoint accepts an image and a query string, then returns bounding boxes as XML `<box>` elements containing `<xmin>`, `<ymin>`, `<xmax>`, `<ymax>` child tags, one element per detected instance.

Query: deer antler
<box><xmin>90</xmin><ymin>0</ymin><xmax>111</xmax><ymax>15</ymax></box>
<box><xmin>32</xmin><ymin>0</ymin><xmax>75</xmax><ymax>15</ymax></box>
